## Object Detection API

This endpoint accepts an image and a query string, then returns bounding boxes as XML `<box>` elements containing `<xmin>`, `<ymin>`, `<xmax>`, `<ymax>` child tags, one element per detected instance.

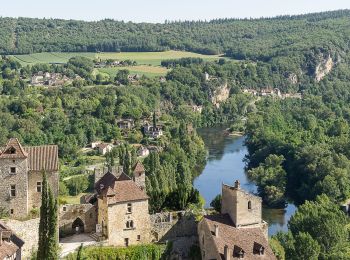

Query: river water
<box><xmin>194</xmin><ymin>126</ymin><xmax>297</xmax><ymax>236</ymax></box>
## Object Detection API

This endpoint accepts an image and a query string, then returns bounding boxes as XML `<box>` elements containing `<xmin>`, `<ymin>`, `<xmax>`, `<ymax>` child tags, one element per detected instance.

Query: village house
<box><xmin>91</xmin><ymin>141</ymin><xmax>102</xmax><ymax>149</ymax></box>
<box><xmin>96</xmin><ymin>143</ymin><xmax>113</xmax><ymax>155</ymax></box>
<box><xmin>0</xmin><ymin>138</ymin><xmax>59</xmax><ymax>219</ymax></box>
<box><xmin>137</xmin><ymin>146</ymin><xmax>149</xmax><ymax>157</ymax></box>
<box><xmin>198</xmin><ymin>180</ymin><xmax>276</xmax><ymax>260</ymax></box>
<box><xmin>30</xmin><ymin>72</ymin><xmax>73</xmax><ymax>87</ymax></box>
<box><xmin>143</xmin><ymin>123</ymin><xmax>163</xmax><ymax>139</ymax></box>
<box><xmin>94</xmin><ymin>165</ymin><xmax>151</xmax><ymax>246</ymax></box>
<box><xmin>116</xmin><ymin>119</ymin><xmax>135</xmax><ymax>130</ymax></box>
<box><xmin>0</xmin><ymin>222</ymin><xmax>24</xmax><ymax>260</ymax></box>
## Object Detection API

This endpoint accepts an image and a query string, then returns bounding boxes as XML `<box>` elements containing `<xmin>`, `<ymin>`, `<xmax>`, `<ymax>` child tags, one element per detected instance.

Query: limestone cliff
<box><xmin>315</xmin><ymin>54</ymin><xmax>334</xmax><ymax>82</ymax></box>
<box><xmin>210</xmin><ymin>82</ymin><xmax>230</xmax><ymax>107</ymax></box>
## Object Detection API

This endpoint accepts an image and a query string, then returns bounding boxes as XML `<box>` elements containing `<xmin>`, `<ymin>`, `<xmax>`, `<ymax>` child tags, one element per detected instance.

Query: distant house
<box><xmin>97</xmin><ymin>143</ymin><xmax>113</xmax><ymax>155</ymax></box>
<box><xmin>191</xmin><ymin>105</ymin><xmax>203</xmax><ymax>113</ymax></box>
<box><xmin>143</xmin><ymin>123</ymin><xmax>163</xmax><ymax>139</ymax></box>
<box><xmin>116</xmin><ymin>119</ymin><xmax>135</xmax><ymax>130</ymax></box>
<box><xmin>128</xmin><ymin>74</ymin><xmax>141</xmax><ymax>82</ymax></box>
<box><xmin>137</xmin><ymin>146</ymin><xmax>149</xmax><ymax>157</ymax></box>
<box><xmin>91</xmin><ymin>141</ymin><xmax>102</xmax><ymax>149</ymax></box>
<box><xmin>0</xmin><ymin>222</ymin><xmax>24</xmax><ymax>260</ymax></box>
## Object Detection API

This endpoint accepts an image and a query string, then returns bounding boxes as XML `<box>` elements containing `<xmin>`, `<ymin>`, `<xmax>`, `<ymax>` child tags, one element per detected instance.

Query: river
<box><xmin>193</xmin><ymin>126</ymin><xmax>297</xmax><ymax>236</ymax></box>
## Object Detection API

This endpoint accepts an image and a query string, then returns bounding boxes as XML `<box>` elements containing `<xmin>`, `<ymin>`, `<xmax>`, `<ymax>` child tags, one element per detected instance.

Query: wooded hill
<box><xmin>0</xmin><ymin>10</ymin><xmax>349</xmax><ymax>62</ymax></box>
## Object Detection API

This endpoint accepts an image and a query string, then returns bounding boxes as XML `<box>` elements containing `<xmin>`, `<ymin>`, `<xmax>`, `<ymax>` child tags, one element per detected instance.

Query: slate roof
<box><xmin>0</xmin><ymin>222</ymin><xmax>24</xmax><ymax>259</ymax></box>
<box><xmin>201</xmin><ymin>214</ymin><xmax>276</xmax><ymax>260</ymax></box>
<box><xmin>0</xmin><ymin>139</ymin><xmax>58</xmax><ymax>172</ymax></box>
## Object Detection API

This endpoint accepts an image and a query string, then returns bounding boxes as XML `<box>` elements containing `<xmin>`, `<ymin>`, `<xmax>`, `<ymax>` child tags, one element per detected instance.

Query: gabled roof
<box><xmin>117</xmin><ymin>172</ymin><xmax>131</xmax><ymax>181</ymax></box>
<box><xmin>0</xmin><ymin>138</ymin><xmax>28</xmax><ymax>159</ymax></box>
<box><xmin>106</xmin><ymin>179</ymin><xmax>149</xmax><ymax>205</ymax></box>
<box><xmin>95</xmin><ymin>172</ymin><xmax>117</xmax><ymax>194</ymax></box>
<box><xmin>0</xmin><ymin>222</ymin><xmax>24</xmax><ymax>259</ymax></box>
<box><xmin>133</xmin><ymin>161</ymin><xmax>145</xmax><ymax>175</ymax></box>
<box><xmin>201</xmin><ymin>214</ymin><xmax>276</xmax><ymax>260</ymax></box>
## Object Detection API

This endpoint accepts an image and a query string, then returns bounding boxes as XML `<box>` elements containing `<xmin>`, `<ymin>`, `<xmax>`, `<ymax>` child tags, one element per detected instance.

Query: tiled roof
<box><xmin>95</xmin><ymin>172</ymin><xmax>117</xmax><ymax>193</ymax></box>
<box><xmin>117</xmin><ymin>172</ymin><xmax>131</xmax><ymax>181</ymax></box>
<box><xmin>106</xmin><ymin>179</ymin><xmax>149</xmax><ymax>204</ymax></box>
<box><xmin>202</xmin><ymin>214</ymin><xmax>276</xmax><ymax>260</ymax></box>
<box><xmin>0</xmin><ymin>222</ymin><xmax>24</xmax><ymax>259</ymax></box>
<box><xmin>133</xmin><ymin>161</ymin><xmax>145</xmax><ymax>175</ymax></box>
<box><xmin>0</xmin><ymin>139</ymin><xmax>58</xmax><ymax>172</ymax></box>
<box><xmin>0</xmin><ymin>138</ymin><xmax>28</xmax><ymax>159</ymax></box>
<box><xmin>24</xmin><ymin>145</ymin><xmax>59</xmax><ymax>172</ymax></box>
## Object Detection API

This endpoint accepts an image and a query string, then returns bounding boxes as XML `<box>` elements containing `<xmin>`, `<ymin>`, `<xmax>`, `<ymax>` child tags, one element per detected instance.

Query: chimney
<box><xmin>214</xmin><ymin>224</ymin><xmax>219</xmax><ymax>237</ymax></box>
<box><xmin>234</xmin><ymin>180</ymin><xmax>240</xmax><ymax>189</ymax></box>
<box><xmin>224</xmin><ymin>245</ymin><xmax>231</xmax><ymax>260</ymax></box>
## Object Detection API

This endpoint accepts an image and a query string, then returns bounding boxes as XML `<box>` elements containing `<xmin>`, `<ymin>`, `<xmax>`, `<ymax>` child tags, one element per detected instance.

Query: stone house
<box><xmin>116</xmin><ymin>119</ymin><xmax>135</xmax><ymax>130</ymax></box>
<box><xmin>198</xmin><ymin>181</ymin><xmax>276</xmax><ymax>260</ymax></box>
<box><xmin>96</xmin><ymin>143</ymin><xmax>113</xmax><ymax>155</ymax></box>
<box><xmin>143</xmin><ymin>123</ymin><xmax>163</xmax><ymax>139</ymax></box>
<box><xmin>137</xmin><ymin>146</ymin><xmax>149</xmax><ymax>157</ymax></box>
<box><xmin>94</xmin><ymin>167</ymin><xmax>151</xmax><ymax>247</ymax></box>
<box><xmin>0</xmin><ymin>222</ymin><xmax>24</xmax><ymax>260</ymax></box>
<box><xmin>0</xmin><ymin>138</ymin><xmax>59</xmax><ymax>219</ymax></box>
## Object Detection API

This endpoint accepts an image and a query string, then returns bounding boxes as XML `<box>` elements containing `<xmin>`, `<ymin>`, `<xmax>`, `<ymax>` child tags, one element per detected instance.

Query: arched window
<box><xmin>248</xmin><ymin>201</ymin><xmax>252</xmax><ymax>210</ymax></box>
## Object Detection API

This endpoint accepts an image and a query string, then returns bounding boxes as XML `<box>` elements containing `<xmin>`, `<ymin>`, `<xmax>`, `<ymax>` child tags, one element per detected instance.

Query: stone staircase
<box><xmin>89</xmin><ymin>232</ymin><xmax>103</xmax><ymax>242</ymax></box>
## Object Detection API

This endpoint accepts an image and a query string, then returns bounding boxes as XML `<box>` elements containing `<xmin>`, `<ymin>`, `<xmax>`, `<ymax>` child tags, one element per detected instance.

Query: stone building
<box><xmin>0</xmin><ymin>138</ymin><xmax>59</xmax><ymax>219</ymax></box>
<box><xmin>95</xmin><ymin>170</ymin><xmax>151</xmax><ymax>247</ymax></box>
<box><xmin>0</xmin><ymin>221</ymin><xmax>24</xmax><ymax>260</ymax></box>
<box><xmin>198</xmin><ymin>180</ymin><xmax>276</xmax><ymax>260</ymax></box>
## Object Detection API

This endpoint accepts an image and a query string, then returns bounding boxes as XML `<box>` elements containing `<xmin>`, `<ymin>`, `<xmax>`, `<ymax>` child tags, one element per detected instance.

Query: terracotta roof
<box><xmin>0</xmin><ymin>139</ymin><xmax>58</xmax><ymax>172</ymax></box>
<box><xmin>24</xmin><ymin>145</ymin><xmax>59</xmax><ymax>172</ymax></box>
<box><xmin>95</xmin><ymin>172</ymin><xmax>117</xmax><ymax>193</ymax></box>
<box><xmin>106</xmin><ymin>179</ymin><xmax>149</xmax><ymax>204</ymax></box>
<box><xmin>0</xmin><ymin>138</ymin><xmax>28</xmax><ymax>159</ymax></box>
<box><xmin>133</xmin><ymin>161</ymin><xmax>145</xmax><ymax>175</ymax></box>
<box><xmin>202</xmin><ymin>214</ymin><xmax>276</xmax><ymax>260</ymax></box>
<box><xmin>0</xmin><ymin>222</ymin><xmax>24</xmax><ymax>259</ymax></box>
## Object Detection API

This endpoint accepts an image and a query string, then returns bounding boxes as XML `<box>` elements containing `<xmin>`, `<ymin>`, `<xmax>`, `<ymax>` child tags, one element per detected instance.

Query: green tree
<box><xmin>294</xmin><ymin>232</ymin><xmax>320</xmax><ymax>260</ymax></box>
<box><xmin>210</xmin><ymin>194</ymin><xmax>222</xmax><ymax>213</ymax></box>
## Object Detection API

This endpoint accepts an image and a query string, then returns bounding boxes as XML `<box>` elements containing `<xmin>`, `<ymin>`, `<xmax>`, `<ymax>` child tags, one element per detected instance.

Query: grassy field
<box><xmin>10</xmin><ymin>50</ymin><xmax>224</xmax><ymax>66</ymax></box>
<box><xmin>99</xmin><ymin>65</ymin><xmax>169</xmax><ymax>77</ymax></box>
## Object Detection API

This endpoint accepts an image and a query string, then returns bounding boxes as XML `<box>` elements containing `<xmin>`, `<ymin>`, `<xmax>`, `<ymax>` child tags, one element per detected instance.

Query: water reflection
<box><xmin>194</xmin><ymin>126</ymin><xmax>297</xmax><ymax>236</ymax></box>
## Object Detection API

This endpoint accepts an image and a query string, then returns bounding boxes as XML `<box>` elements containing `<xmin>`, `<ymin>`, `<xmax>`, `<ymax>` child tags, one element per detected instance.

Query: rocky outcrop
<box><xmin>210</xmin><ymin>83</ymin><xmax>230</xmax><ymax>107</ymax></box>
<box><xmin>315</xmin><ymin>55</ymin><xmax>334</xmax><ymax>82</ymax></box>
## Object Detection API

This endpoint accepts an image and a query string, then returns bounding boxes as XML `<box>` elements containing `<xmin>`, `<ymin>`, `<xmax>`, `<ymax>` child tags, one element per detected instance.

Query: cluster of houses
<box><xmin>94</xmin><ymin>60</ymin><xmax>136</xmax><ymax>68</ymax></box>
<box><xmin>90</xmin><ymin>140</ymin><xmax>154</xmax><ymax>157</ymax></box>
<box><xmin>30</xmin><ymin>72</ymin><xmax>76</xmax><ymax>87</ymax></box>
<box><xmin>116</xmin><ymin>119</ymin><xmax>164</xmax><ymax>139</ymax></box>
<box><xmin>243</xmin><ymin>88</ymin><xmax>302</xmax><ymax>99</ymax></box>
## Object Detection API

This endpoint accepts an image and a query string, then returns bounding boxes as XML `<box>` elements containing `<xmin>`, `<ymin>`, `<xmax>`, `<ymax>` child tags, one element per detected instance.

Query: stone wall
<box><xmin>59</xmin><ymin>204</ymin><xmax>97</xmax><ymax>237</ymax></box>
<box><xmin>198</xmin><ymin>219</ymin><xmax>221</xmax><ymax>260</ymax></box>
<box><xmin>4</xmin><ymin>218</ymin><xmax>39</xmax><ymax>260</ymax></box>
<box><xmin>28</xmin><ymin>170</ymin><xmax>59</xmax><ymax>211</ymax></box>
<box><xmin>0</xmin><ymin>158</ymin><xmax>29</xmax><ymax>218</ymax></box>
<box><xmin>107</xmin><ymin>199</ymin><xmax>151</xmax><ymax>246</ymax></box>
<box><xmin>151</xmin><ymin>211</ymin><xmax>198</xmax><ymax>242</ymax></box>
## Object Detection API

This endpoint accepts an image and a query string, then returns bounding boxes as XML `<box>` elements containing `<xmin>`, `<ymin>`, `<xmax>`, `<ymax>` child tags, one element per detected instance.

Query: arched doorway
<box><xmin>72</xmin><ymin>218</ymin><xmax>85</xmax><ymax>234</ymax></box>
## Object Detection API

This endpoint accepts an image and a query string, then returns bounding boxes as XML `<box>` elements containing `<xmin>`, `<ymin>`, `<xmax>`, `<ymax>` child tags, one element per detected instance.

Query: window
<box><xmin>127</xmin><ymin>203</ymin><xmax>132</xmax><ymax>214</ymax></box>
<box><xmin>10</xmin><ymin>185</ymin><xmax>16</xmax><ymax>197</ymax></box>
<box><xmin>137</xmin><ymin>235</ymin><xmax>141</xmax><ymax>241</ymax></box>
<box><xmin>37</xmin><ymin>182</ymin><xmax>42</xmax><ymax>192</ymax></box>
<box><xmin>248</xmin><ymin>201</ymin><xmax>252</xmax><ymax>210</ymax></box>
<box><xmin>12</xmin><ymin>160</ymin><xmax>15</xmax><ymax>163</ymax></box>
<box><xmin>124</xmin><ymin>238</ymin><xmax>129</xmax><ymax>247</ymax></box>
<box><xmin>9</xmin><ymin>147</ymin><xmax>16</xmax><ymax>154</ymax></box>
<box><xmin>126</xmin><ymin>220</ymin><xmax>134</xmax><ymax>229</ymax></box>
<box><xmin>10</xmin><ymin>209</ymin><xmax>14</xmax><ymax>215</ymax></box>
<box><xmin>10</xmin><ymin>167</ymin><xmax>16</xmax><ymax>174</ymax></box>
<box><xmin>63</xmin><ymin>206</ymin><xmax>67</xmax><ymax>212</ymax></box>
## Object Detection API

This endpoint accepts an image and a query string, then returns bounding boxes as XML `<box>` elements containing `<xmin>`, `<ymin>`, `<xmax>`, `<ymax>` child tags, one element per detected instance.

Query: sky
<box><xmin>1</xmin><ymin>0</ymin><xmax>350</xmax><ymax>23</ymax></box>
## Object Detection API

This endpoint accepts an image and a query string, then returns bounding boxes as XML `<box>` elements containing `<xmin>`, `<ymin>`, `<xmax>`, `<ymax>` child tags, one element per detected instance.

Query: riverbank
<box><xmin>193</xmin><ymin>126</ymin><xmax>296</xmax><ymax>236</ymax></box>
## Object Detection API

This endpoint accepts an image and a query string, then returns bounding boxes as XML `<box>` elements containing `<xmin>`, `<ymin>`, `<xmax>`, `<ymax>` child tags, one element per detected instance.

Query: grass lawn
<box><xmin>10</xmin><ymin>50</ymin><xmax>224</xmax><ymax>66</ymax></box>
<box><xmin>59</xmin><ymin>193</ymin><xmax>89</xmax><ymax>204</ymax></box>
<box><xmin>99</xmin><ymin>65</ymin><xmax>169</xmax><ymax>77</ymax></box>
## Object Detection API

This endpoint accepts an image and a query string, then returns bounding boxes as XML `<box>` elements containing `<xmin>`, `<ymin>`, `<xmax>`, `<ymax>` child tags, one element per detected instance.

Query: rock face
<box><xmin>210</xmin><ymin>83</ymin><xmax>230</xmax><ymax>107</ymax></box>
<box><xmin>315</xmin><ymin>55</ymin><xmax>334</xmax><ymax>82</ymax></box>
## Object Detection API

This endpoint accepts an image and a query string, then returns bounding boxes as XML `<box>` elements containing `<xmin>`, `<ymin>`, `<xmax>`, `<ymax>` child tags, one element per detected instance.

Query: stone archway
<box><xmin>72</xmin><ymin>217</ymin><xmax>85</xmax><ymax>234</ymax></box>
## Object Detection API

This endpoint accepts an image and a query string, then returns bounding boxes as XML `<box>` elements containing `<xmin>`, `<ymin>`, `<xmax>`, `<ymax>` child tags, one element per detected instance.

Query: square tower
<box><xmin>221</xmin><ymin>180</ymin><xmax>262</xmax><ymax>227</ymax></box>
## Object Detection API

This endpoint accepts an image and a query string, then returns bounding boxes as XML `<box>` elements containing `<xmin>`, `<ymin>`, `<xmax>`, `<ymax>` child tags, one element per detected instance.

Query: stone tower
<box><xmin>132</xmin><ymin>161</ymin><xmax>146</xmax><ymax>191</ymax></box>
<box><xmin>221</xmin><ymin>180</ymin><xmax>262</xmax><ymax>227</ymax></box>
<box><xmin>0</xmin><ymin>139</ymin><xmax>29</xmax><ymax>218</ymax></box>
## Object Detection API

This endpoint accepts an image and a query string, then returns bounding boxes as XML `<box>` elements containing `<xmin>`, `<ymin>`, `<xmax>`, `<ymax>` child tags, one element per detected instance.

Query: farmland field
<box><xmin>9</xmin><ymin>50</ymin><xmax>224</xmax><ymax>66</ymax></box>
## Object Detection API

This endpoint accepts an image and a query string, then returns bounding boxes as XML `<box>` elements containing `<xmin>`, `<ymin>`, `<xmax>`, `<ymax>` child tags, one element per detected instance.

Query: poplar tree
<box><xmin>37</xmin><ymin>172</ymin><xmax>58</xmax><ymax>260</ymax></box>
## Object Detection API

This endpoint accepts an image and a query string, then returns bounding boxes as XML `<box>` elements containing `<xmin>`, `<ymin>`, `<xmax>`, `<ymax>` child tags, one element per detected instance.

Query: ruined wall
<box><xmin>59</xmin><ymin>204</ymin><xmax>97</xmax><ymax>237</ymax></box>
<box><xmin>0</xmin><ymin>158</ymin><xmax>28</xmax><ymax>218</ymax></box>
<box><xmin>107</xmin><ymin>199</ymin><xmax>151</xmax><ymax>246</ymax></box>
